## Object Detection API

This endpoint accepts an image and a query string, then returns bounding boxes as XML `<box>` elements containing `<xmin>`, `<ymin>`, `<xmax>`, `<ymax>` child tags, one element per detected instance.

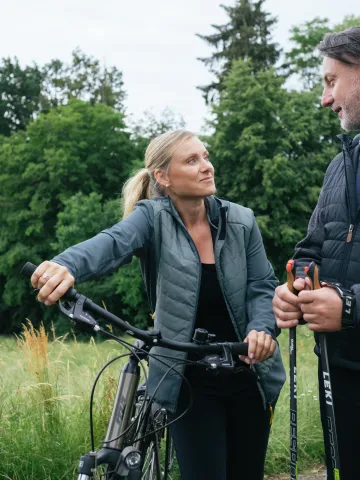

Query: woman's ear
<box><xmin>154</xmin><ymin>168</ymin><xmax>170</xmax><ymax>188</ymax></box>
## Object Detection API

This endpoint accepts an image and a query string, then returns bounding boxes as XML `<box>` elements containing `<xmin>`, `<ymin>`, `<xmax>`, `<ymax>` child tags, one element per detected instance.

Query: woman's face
<box><xmin>161</xmin><ymin>136</ymin><xmax>216</xmax><ymax>199</ymax></box>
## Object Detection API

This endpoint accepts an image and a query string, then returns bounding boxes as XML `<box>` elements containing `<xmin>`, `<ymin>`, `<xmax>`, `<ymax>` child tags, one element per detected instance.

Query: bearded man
<box><xmin>273</xmin><ymin>27</ymin><xmax>360</xmax><ymax>480</ymax></box>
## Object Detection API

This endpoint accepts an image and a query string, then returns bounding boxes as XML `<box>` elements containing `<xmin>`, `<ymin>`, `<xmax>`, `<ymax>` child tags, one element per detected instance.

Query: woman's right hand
<box><xmin>31</xmin><ymin>261</ymin><xmax>75</xmax><ymax>305</ymax></box>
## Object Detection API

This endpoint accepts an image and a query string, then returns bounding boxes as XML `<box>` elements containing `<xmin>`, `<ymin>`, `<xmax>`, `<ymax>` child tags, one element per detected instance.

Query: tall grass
<box><xmin>0</xmin><ymin>323</ymin><xmax>127</xmax><ymax>480</ymax></box>
<box><xmin>0</xmin><ymin>323</ymin><xmax>325</xmax><ymax>479</ymax></box>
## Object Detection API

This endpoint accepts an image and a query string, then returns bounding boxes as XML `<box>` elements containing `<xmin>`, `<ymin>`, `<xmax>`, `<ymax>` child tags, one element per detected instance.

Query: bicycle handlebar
<box><xmin>21</xmin><ymin>262</ymin><xmax>249</xmax><ymax>357</ymax></box>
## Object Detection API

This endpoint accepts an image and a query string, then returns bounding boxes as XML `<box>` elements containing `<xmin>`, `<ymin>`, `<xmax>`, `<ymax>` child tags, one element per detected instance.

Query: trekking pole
<box><xmin>304</xmin><ymin>262</ymin><xmax>341</xmax><ymax>480</ymax></box>
<box><xmin>286</xmin><ymin>259</ymin><xmax>298</xmax><ymax>480</ymax></box>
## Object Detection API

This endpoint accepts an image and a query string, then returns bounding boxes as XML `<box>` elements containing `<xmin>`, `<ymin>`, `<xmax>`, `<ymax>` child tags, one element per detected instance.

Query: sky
<box><xmin>1</xmin><ymin>0</ymin><xmax>359</xmax><ymax>133</ymax></box>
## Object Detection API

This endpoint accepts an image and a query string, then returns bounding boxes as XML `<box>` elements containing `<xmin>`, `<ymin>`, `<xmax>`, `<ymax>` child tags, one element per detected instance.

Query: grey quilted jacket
<box><xmin>52</xmin><ymin>195</ymin><xmax>285</xmax><ymax>412</ymax></box>
<box><xmin>294</xmin><ymin>133</ymin><xmax>360</xmax><ymax>369</ymax></box>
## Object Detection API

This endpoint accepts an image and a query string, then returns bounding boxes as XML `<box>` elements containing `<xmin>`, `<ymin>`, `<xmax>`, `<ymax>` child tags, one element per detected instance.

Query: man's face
<box><xmin>321</xmin><ymin>56</ymin><xmax>360</xmax><ymax>131</ymax></box>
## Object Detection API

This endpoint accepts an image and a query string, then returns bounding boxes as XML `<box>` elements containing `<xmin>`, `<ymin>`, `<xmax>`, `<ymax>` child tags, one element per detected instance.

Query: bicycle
<box><xmin>21</xmin><ymin>262</ymin><xmax>248</xmax><ymax>480</ymax></box>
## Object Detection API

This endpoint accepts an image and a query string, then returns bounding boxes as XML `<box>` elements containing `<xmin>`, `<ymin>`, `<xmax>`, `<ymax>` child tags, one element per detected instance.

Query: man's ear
<box><xmin>154</xmin><ymin>168</ymin><xmax>170</xmax><ymax>188</ymax></box>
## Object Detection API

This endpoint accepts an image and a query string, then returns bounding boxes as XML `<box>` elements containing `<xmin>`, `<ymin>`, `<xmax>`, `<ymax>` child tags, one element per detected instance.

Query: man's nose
<box><xmin>321</xmin><ymin>88</ymin><xmax>334</xmax><ymax>108</ymax></box>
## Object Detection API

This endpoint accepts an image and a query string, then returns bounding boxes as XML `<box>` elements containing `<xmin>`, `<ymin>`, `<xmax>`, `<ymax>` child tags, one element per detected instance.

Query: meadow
<box><xmin>0</xmin><ymin>322</ymin><xmax>325</xmax><ymax>479</ymax></box>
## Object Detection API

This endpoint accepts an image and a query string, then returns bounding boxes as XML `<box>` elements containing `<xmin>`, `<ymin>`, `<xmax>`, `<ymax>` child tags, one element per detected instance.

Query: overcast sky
<box><xmin>1</xmin><ymin>0</ymin><xmax>359</xmax><ymax>133</ymax></box>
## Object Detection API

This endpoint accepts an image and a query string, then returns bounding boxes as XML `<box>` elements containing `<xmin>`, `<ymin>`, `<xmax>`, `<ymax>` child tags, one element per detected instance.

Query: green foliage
<box><xmin>334</xmin><ymin>14</ymin><xmax>360</xmax><ymax>32</ymax></box>
<box><xmin>284</xmin><ymin>16</ymin><xmax>360</xmax><ymax>90</ymax></box>
<box><xmin>0</xmin><ymin>100</ymin><xmax>138</xmax><ymax>333</ymax></box>
<box><xmin>0</xmin><ymin>49</ymin><xmax>126</xmax><ymax>137</ymax></box>
<box><xmin>208</xmin><ymin>59</ymin><xmax>339</xmax><ymax>277</ymax></box>
<box><xmin>284</xmin><ymin>18</ymin><xmax>330</xmax><ymax>89</ymax></box>
<box><xmin>41</xmin><ymin>48</ymin><xmax>126</xmax><ymax>112</ymax></box>
<box><xmin>197</xmin><ymin>0</ymin><xmax>280</xmax><ymax>102</ymax></box>
<box><xmin>0</xmin><ymin>58</ymin><xmax>42</xmax><ymax>136</ymax></box>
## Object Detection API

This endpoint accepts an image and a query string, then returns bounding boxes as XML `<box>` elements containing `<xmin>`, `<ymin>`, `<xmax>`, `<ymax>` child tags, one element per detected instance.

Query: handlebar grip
<box><xmin>21</xmin><ymin>262</ymin><xmax>37</xmax><ymax>278</ymax></box>
<box><xmin>20</xmin><ymin>262</ymin><xmax>79</xmax><ymax>301</ymax></box>
<box><xmin>231</xmin><ymin>343</ymin><xmax>248</xmax><ymax>356</ymax></box>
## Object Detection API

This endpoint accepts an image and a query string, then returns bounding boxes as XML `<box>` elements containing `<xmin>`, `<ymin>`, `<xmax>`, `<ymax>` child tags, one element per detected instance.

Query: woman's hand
<box><xmin>31</xmin><ymin>261</ymin><xmax>75</xmax><ymax>305</ymax></box>
<box><xmin>239</xmin><ymin>330</ymin><xmax>276</xmax><ymax>365</ymax></box>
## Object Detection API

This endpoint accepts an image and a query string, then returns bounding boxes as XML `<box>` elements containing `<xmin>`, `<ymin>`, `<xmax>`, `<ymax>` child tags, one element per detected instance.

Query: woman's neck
<box><xmin>170</xmin><ymin>196</ymin><xmax>207</xmax><ymax>229</ymax></box>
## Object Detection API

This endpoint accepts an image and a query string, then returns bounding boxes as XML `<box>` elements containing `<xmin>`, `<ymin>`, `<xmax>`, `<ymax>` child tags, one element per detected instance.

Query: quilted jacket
<box><xmin>294</xmin><ymin>134</ymin><xmax>360</xmax><ymax>369</ymax></box>
<box><xmin>52</xmin><ymin>195</ymin><xmax>286</xmax><ymax>411</ymax></box>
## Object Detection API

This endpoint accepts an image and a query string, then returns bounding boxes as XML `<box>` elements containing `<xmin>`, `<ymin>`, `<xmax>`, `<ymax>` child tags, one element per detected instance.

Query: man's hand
<box><xmin>239</xmin><ymin>330</ymin><xmax>276</xmax><ymax>364</ymax></box>
<box><xmin>272</xmin><ymin>278</ymin><xmax>305</xmax><ymax>329</ymax></box>
<box><xmin>298</xmin><ymin>287</ymin><xmax>342</xmax><ymax>332</ymax></box>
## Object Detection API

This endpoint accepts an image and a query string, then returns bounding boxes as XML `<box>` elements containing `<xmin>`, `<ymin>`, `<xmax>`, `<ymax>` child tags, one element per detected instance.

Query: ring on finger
<box><xmin>42</xmin><ymin>273</ymin><xmax>51</xmax><ymax>280</ymax></box>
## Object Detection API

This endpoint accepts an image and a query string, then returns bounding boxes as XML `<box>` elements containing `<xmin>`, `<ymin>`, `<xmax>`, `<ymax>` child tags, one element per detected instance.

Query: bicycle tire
<box><xmin>163</xmin><ymin>426</ymin><xmax>175</xmax><ymax>477</ymax></box>
<box><xmin>141</xmin><ymin>433</ymin><xmax>162</xmax><ymax>480</ymax></box>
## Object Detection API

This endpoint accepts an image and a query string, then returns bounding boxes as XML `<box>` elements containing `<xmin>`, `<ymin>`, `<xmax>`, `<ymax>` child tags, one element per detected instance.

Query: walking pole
<box><xmin>305</xmin><ymin>262</ymin><xmax>341</xmax><ymax>480</ymax></box>
<box><xmin>286</xmin><ymin>259</ymin><xmax>298</xmax><ymax>480</ymax></box>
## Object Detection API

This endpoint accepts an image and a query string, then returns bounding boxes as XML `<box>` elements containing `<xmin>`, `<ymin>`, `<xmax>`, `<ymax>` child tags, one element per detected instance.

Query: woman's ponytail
<box><xmin>122</xmin><ymin>168</ymin><xmax>151</xmax><ymax>218</ymax></box>
<box><xmin>121</xmin><ymin>129</ymin><xmax>195</xmax><ymax>218</ymax></box>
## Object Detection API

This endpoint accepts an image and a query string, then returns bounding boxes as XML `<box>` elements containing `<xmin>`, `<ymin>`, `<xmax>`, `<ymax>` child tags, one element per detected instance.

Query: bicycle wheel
<box><xmin>141</xmin><ymin>433</ymin><xmax>162</xmax><ymax>480</ymax></box>
<box><xmin>163</xmin><ymin>426</ymin><xmax>176</xmax><ymax>477</ymax></box>
<box><xmin>139</xmin><ymin>416</ymin><xmax>177</xmax><ymax>479</ymax></box>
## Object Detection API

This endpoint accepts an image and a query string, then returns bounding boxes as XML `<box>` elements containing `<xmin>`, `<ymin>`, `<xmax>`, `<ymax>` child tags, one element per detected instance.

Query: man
<box><xmin>272</xmin><ymin>27</ymin><xmax>360</xmax><ymax>480</ymax></box>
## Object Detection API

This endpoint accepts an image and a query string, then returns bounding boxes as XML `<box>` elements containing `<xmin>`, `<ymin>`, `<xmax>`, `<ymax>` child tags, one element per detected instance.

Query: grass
<box><xmin>0</xmin><ymin>322</ymin><xmax>325</xmax><ymax>479</ymax></box>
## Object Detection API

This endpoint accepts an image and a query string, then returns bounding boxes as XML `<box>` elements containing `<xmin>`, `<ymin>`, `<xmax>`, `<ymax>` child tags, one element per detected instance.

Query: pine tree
<box><xmin>197</xmin><ymin>0</ymin><xmax>280</xmax><ymax>102</ymax></box>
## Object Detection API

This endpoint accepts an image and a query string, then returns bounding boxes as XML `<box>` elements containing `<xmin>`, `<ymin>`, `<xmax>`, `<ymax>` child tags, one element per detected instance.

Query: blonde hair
<box><xmin>122</xmin><ymin>129</ymin><xmax>195</xmax><ymax>217</ymax></box>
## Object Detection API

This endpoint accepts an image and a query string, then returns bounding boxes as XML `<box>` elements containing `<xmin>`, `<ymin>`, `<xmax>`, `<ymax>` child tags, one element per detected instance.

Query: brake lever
<box><xmin>202</xmin><ymin>344</ymin><xmax>235</xmax><ymax>371</ymax></box>
<box><xmin>58</xmin><ymin>294</ymin><xmax>100</xmax><ymax>332</ymax></box>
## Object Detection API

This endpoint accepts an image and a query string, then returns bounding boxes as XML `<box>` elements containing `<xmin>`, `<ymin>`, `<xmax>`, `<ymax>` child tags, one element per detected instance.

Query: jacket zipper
<box><xmin>340</xmin><ymin>142</ymin><xmax>360</xmax><ymax>285</ymax></box>
<box><xmin>213</xmin><ymin>208</ymin><xmax>267</xmax><ymax>409</ymax></box>
<box><xmin>341</xmin><ymin>212</ymin><xmax>360</xmax><ymax>285</ymax></box>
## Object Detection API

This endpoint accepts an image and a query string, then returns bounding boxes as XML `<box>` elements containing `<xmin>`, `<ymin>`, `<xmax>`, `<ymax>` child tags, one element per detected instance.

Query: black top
<box><xmin>193</xmin><ymin>263</ymin><xmax>238</xmax><ymax>342</ymax></box>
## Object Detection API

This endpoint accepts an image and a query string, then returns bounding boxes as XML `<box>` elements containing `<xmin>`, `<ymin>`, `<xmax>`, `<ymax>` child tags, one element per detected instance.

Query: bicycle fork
<box><xmin>77</xmin><ymin>355</ymin><xmax>141</xmax><ymax>479</ymax></box>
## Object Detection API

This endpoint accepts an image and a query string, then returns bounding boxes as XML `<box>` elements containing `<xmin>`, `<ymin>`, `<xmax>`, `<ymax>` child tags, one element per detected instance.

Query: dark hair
<box><xmin>317</xmin><ymin>27</ymin><xmax>360</xmax><ymax>65</ymax></box>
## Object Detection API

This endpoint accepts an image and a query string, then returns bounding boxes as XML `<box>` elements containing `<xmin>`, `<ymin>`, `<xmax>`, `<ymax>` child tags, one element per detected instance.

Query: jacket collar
<box><xmin>152</xmin><ymin>195</ymin><xmax>225</xmax><ymax>228</ymax></box>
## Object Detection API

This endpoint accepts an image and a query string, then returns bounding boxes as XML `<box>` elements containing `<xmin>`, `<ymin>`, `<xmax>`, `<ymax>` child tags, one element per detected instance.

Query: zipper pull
<box><xmin>346</xmin><ymin>224</ymin><xmax>354</xmax><ymax>243</ymax></box>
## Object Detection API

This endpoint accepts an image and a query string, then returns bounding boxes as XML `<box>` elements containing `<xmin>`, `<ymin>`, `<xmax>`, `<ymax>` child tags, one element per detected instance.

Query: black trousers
<box><xmin>168</xmin><ymin>367</ymin><xmax>273</xmax><ymax>480</ymax></box>
<box><xmin>318</xmin><ymin>362</ymin><xmax>360</xmax><ymax>480</ymax></box>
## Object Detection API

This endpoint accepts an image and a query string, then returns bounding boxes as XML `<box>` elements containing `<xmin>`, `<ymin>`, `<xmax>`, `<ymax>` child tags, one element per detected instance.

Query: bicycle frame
<box><xmin>21</xmin><ymin>262</ymin><xmax>248</xmax><ymax>480</ymax></box>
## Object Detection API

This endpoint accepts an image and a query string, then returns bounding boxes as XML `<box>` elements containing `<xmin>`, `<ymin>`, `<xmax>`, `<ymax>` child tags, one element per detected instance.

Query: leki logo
<box><xmin>292</xmin><ymin>366</ymin><xmax>297</xmax><ymax>396</ymax></box>
<box><xmin>345</xmin><ymin>296</ymin><xmax>352</xmax><ymax>315</ymax></box>
<box><xmin>323</xmin><ymin>372</ymin><xmax>333</xmax><ymax>406</ymax></box>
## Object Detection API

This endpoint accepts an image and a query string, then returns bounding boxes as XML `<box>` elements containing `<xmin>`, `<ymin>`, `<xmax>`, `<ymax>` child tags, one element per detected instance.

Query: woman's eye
<box><xmin>187</xmin><ymin>157</ymin><xmax>197</xmax><ymax>164</ymax></box>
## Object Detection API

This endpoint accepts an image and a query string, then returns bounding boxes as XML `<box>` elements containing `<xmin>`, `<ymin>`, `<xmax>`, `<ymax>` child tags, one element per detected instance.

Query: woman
<box><xmin>32</xmin><ymin>130</ymin><xmax>285</xmax><ymax>480</ymax></box>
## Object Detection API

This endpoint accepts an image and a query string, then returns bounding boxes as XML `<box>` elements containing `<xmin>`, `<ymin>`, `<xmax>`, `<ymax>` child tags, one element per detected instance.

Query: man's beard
<box><xmin>340</xmin><ymin>81</ymin><xmax>360</xmax><ymax>131</ymax></box>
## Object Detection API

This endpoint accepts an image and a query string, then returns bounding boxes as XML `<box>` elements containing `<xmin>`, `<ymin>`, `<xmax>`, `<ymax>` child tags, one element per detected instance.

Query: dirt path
<box><xmin>265</xmin><ymin>467</ymin><xmax>326</xmax><ymax>480</ymax></box>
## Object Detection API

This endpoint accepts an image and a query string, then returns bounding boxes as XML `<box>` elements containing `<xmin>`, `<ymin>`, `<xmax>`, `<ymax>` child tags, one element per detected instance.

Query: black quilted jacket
<box><xmin>294</xmin><ymin>133</ymin><xmax>360</xmax><ymax>369</ymax></box>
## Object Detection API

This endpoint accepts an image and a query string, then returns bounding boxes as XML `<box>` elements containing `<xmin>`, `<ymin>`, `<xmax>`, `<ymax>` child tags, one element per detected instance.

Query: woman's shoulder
<box><xmin>214</xmin><ymin>196</ymin><xmax>255</xmax><ymax>228</ymax></box>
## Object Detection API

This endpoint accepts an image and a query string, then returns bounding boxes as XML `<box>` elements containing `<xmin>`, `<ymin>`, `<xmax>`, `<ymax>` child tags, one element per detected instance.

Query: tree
<box><xmin>0</xmin><ymin>49</ymin><xmax>126</xmax><ymax>137</ymax></box>
<box><xmin>207</xmin><ymin>59</ymin><xmax>339</xmax><ymax>277</ymax></box>
<box><xmin>284</xmin><ymin>15</ymin><xmax>360</xmax><ymax>90</ymax></box>
<box><xmin>197</xmin><ymin>0</ymin><xmax>280</xmax><ymax>102</ymax></box>
<box><xmin>0</xmin><ymin>58</ymin><xmax>42</xmax><ymax>136</ymax></box>
<box><xmin>283</xmin><ymin>18</ymin><xmax>330</xmax><ymax>90</ymax></box>
<box><xmin>41</xmin><ymin>48</ymin><xmax>126</xmax><ymax>112</ymax></box>
<box><xmin>0</xmin><ymin>100</ymin><xmax>139</xmax><ymax>333</ymax></box>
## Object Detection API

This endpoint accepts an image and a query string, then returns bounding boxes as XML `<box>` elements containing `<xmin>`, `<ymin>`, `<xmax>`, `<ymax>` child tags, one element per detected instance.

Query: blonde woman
<box><xmin>32</xmin><ymin>130</ymin><xmax>285</xmax><ymax>480</ymax></box>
